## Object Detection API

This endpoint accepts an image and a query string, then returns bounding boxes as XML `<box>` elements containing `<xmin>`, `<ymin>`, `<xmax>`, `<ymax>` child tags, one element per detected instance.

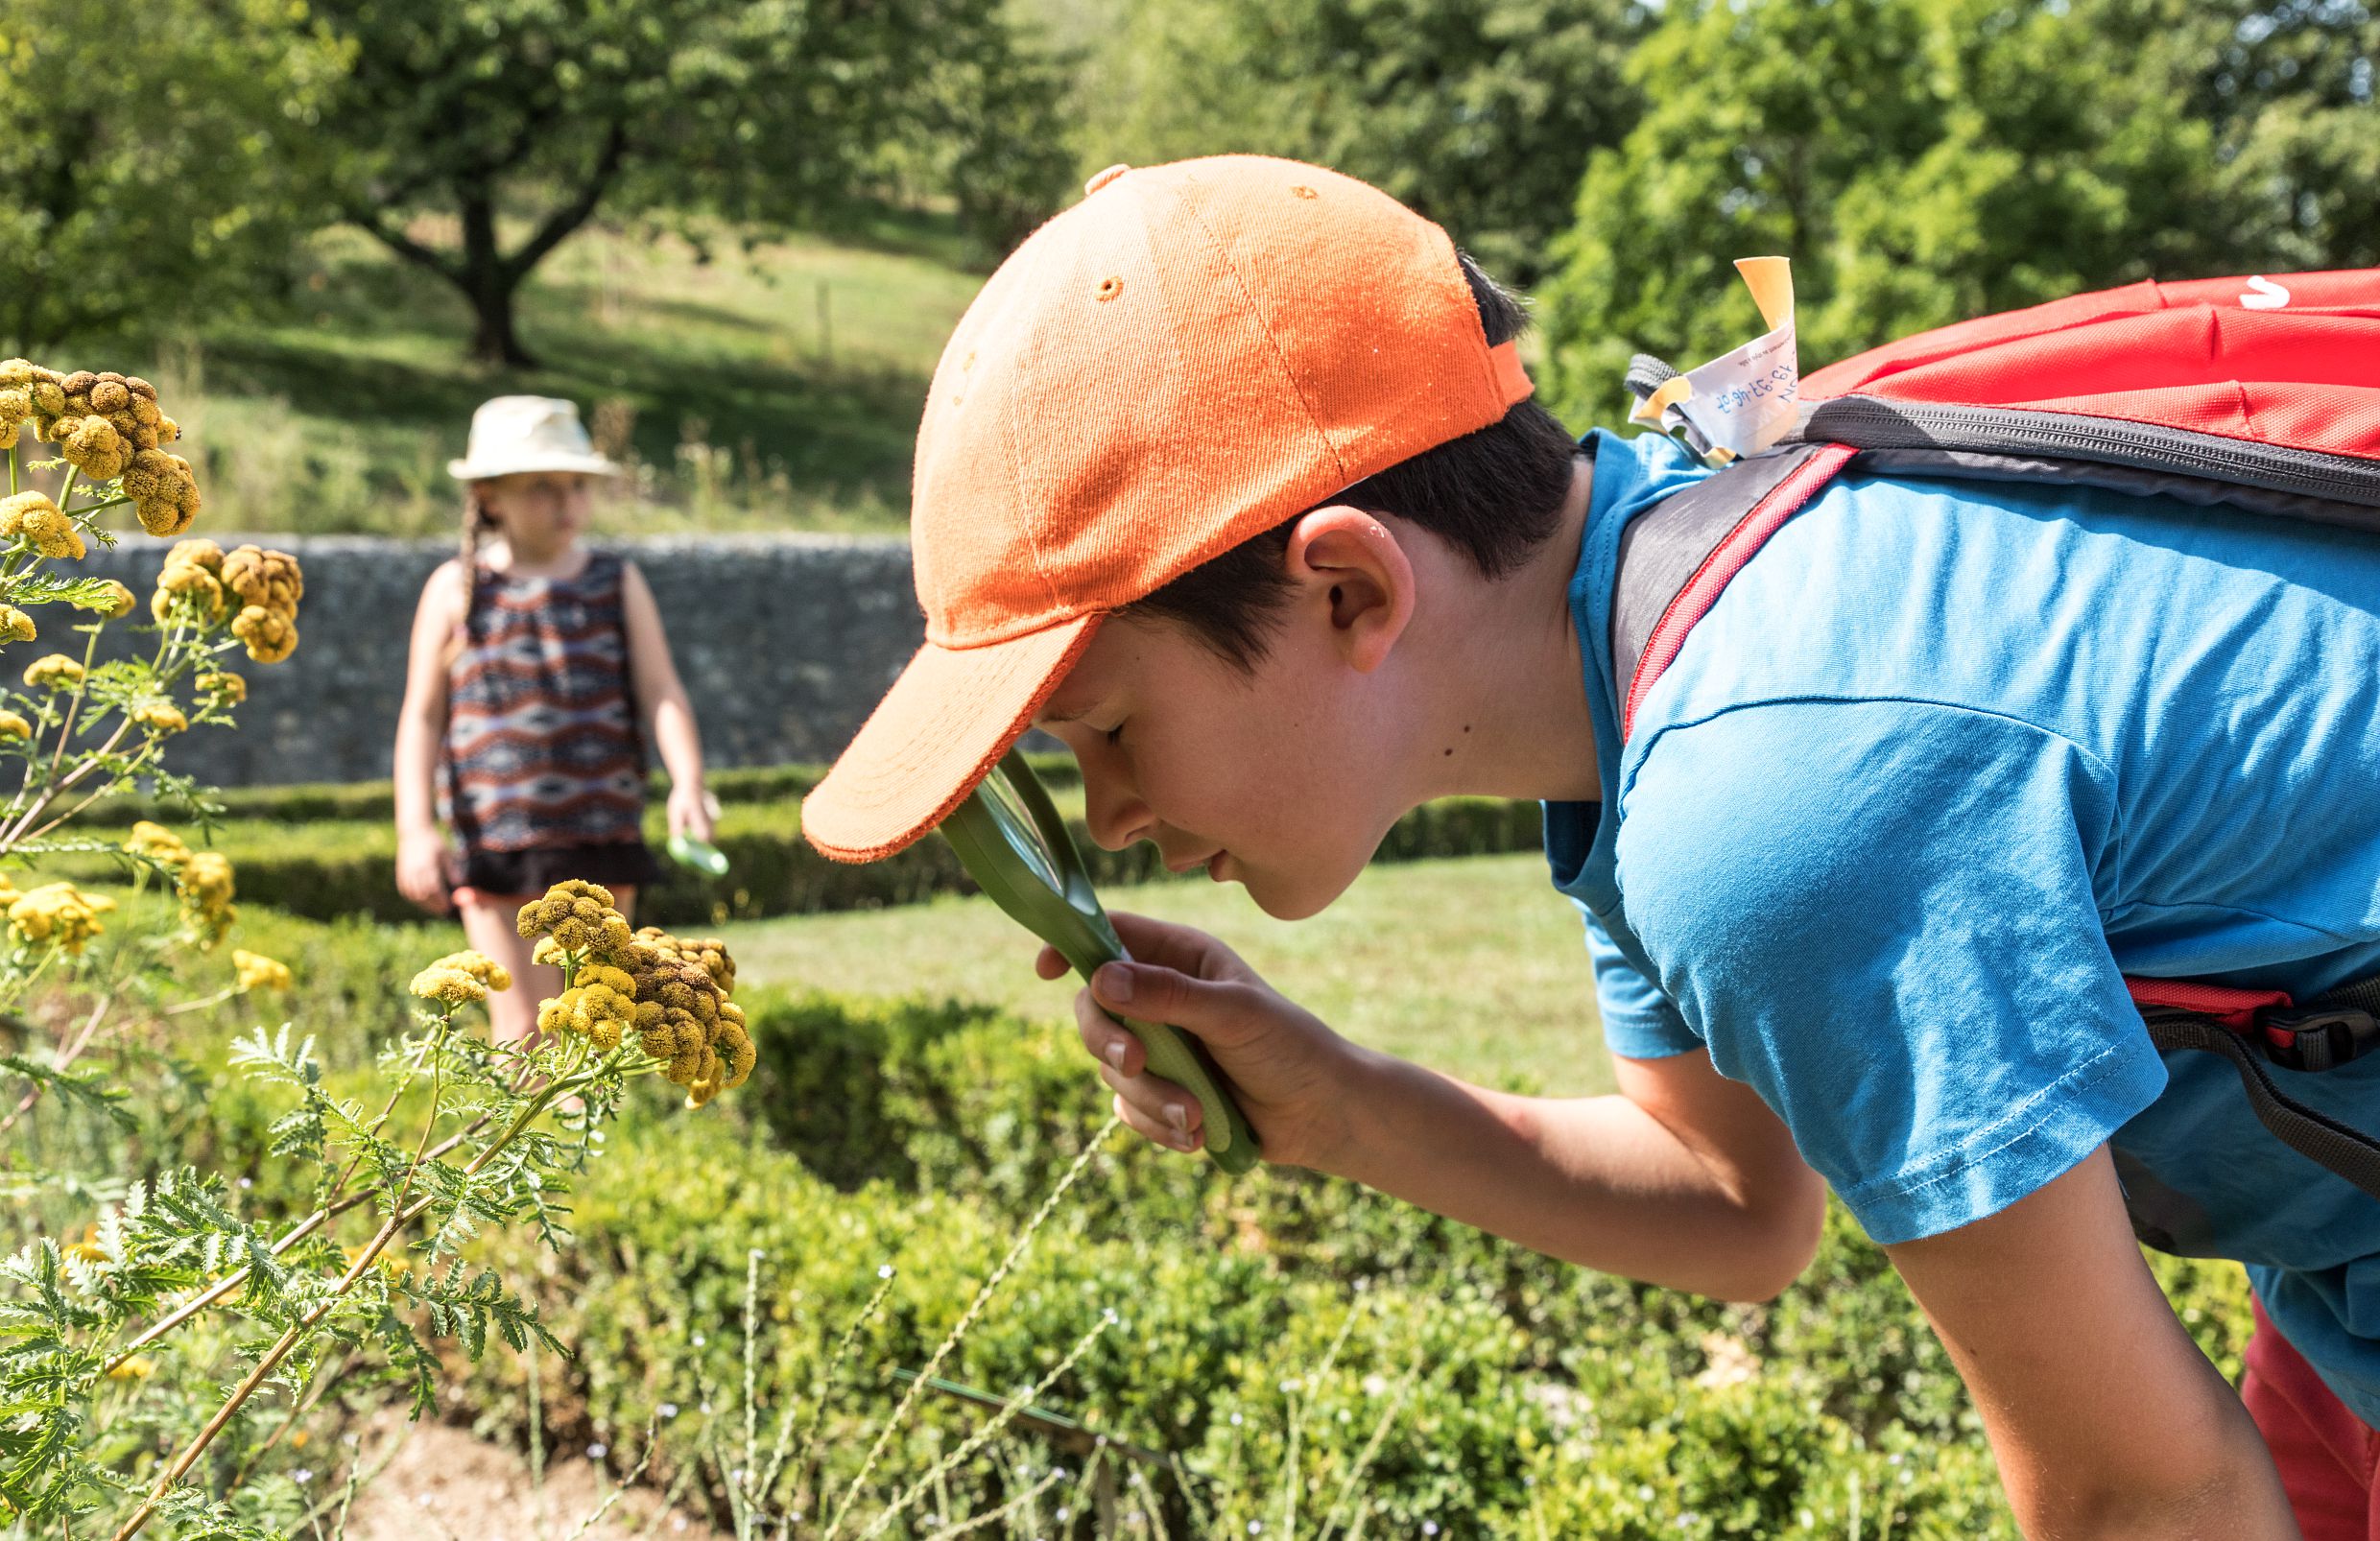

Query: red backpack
<box><xmin>1617</xmin><ymin>269</ymin><xmax>2380</xmax><ymax>1201</ymax></box>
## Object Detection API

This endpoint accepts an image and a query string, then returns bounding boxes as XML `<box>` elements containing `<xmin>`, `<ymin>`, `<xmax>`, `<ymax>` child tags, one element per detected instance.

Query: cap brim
<box><xmin>801</xmin><ymin>614</ymin><xmax>1104</xmax><ymax>863</ymax></box>
<box><xmin>447</xmin><ymin>453</ymin><xmax>621</xmax><ymax>481</ymax></box>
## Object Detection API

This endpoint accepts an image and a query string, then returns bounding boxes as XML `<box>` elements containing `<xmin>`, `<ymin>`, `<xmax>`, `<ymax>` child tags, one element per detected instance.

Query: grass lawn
<box><xmin>721</xmin><ymin>850</ymin><xmax>1612</xmax><ymax>1095</ymax></box>
<box><xmin>78</xmin><ymin>215</ymin><xmax>986</xmax><ymax>537</ymax></box>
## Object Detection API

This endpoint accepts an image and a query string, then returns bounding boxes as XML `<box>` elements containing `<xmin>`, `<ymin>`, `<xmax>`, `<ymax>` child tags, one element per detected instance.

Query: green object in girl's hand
<box><xmin>940</xmin><ymin>748</ymin><xmax>1261</xmax><ymax>1175</ymax></box>
<box><xmin>667</xmin><ymin>832</ymin><xmax>730</xmax><ymax>877</ymax></box>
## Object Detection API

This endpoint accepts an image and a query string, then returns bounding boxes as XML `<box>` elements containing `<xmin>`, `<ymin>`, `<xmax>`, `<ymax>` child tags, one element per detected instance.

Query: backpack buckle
<box><xmin>2258</xmin><ymin>1006</ymin><xmax>2380</xmax><ymax>1073</ymax></box>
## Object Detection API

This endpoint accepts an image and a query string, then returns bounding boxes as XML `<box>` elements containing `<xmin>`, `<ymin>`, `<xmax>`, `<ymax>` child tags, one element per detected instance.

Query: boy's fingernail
<box><xmin>1165</xmin><ymin>1103</ymin><xmax>1188</xmax><ymax>1135</ymax></box>
<box><xmin>1105</xmin><ymin>1039</ymin><xmax>1128</xmax><ymax>1069</ymax></box>
<box><xmin>1096</xmin><ymin>963</ymin><xmax>1132</xmax><ymax>1003</ymax></box>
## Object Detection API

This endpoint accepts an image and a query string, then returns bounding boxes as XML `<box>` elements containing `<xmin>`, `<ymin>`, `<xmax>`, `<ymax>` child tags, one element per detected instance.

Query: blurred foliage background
<box><xmin>2</xmin><ymin>0</ymin><xmax>2370</xmax><ymax>530</ymax></box>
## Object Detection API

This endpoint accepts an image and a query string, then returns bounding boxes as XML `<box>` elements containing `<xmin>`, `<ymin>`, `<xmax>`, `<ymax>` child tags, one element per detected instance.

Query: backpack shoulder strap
<box><xmin>1611</xmin><ymin>443</ymin><xmax>1855</xmax><ymax>741</ymax></box>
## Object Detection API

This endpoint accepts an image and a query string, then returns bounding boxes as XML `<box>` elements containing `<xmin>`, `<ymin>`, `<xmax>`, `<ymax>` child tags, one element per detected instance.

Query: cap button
<box><xmin>1083</xmin><ymin>163</ymin><xmax>1131</xmax><ymax>196</ymax></box>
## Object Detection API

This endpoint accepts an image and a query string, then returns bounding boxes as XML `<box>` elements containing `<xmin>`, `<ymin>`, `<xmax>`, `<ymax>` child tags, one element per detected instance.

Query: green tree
<box><xmin>0</xmin><ymin>0</ymin><xmax>348</xmax><ymax>353</ymax></box>
<box><xmin>315</xmin><ymin>0</ymin><xmax>1073</xmax><ymax>366</ymax></box>
<box><xmin>1059</xmin><ymin>0</ymin><xmax>1650</xmax><ymax>285</ymax></box>
<box><xmin>1536</xmin><ymin>0</ymin><xmax>2370</xmax><ymax>428</ymax></box>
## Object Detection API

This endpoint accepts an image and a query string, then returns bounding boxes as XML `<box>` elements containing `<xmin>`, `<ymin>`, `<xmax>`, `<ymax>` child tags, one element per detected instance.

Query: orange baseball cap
<box><xmin>800</xmin><ymin>154</ymin><xmax>1535</xmax><ymax>863</ymax></box>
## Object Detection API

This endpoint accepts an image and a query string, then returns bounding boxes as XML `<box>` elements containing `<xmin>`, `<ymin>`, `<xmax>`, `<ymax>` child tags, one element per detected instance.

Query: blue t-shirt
<box><xmin>1544</xmin><ymin>427</ymin><xmax>2380</xmax><ymax>1424</ymax></box>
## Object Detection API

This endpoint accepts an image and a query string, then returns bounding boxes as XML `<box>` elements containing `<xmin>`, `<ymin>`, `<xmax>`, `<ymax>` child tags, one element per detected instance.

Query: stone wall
<box><xmin>79</xmin><ymin>533</ymin><xmax>924</xmax><ymax>787</ymax></box>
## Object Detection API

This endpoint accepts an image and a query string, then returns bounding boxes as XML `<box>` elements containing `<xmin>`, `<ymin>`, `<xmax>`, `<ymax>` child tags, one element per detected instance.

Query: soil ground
<box><xmin>340</xmin><ymin>1412</ymin><xmax>724</xmax><ymax>1541</ymax></box>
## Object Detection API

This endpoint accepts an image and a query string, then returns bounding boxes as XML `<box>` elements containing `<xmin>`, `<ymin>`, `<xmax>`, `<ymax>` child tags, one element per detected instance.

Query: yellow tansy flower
<box><xmin>233</xmin><ymin>949</ymin><xmax>293</xmax><ymax>992</ymax></box>
<box><xmin>23</xmin><ymin>654</ymin><xmax>83</xmax><ymax>692</ymax></box>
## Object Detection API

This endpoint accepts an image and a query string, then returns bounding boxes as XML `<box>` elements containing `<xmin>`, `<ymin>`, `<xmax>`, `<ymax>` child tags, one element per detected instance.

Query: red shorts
<box><xmin>2245</xmin><ymin>1296</ymin><xmax>2380</xmax><ymax>1540</ymax></box>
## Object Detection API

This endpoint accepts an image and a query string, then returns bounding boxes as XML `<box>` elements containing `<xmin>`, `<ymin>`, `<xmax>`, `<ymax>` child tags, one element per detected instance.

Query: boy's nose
<box><xmin>1081</xmin><ymin>769</ymin><xmax>1155</xmax><ymax>853</ymax></box>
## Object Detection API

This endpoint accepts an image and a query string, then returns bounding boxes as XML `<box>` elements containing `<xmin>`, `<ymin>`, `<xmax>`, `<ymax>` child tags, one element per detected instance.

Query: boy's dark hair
<box><xmin>1124</xmin><ymin>254</ymin><xmax>1579</xmax><ymax>669</ymax></box>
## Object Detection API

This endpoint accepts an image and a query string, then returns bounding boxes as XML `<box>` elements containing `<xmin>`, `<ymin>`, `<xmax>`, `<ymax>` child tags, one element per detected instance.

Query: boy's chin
<box><xmin>1240</xmin><ymin>861</ymin><xmax>1362</xmax><ymax>922</ymax></box>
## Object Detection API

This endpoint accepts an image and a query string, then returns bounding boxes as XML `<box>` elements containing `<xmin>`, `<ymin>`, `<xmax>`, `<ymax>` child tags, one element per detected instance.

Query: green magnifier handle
<box><xmin>940</xmin><ymin>750</ymin><xmax>1261</xmax><ymax>1175</ymax></box>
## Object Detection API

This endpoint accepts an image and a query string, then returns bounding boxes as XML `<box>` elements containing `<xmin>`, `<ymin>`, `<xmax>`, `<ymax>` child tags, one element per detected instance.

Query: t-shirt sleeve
<box><xmin>1580</xmin><ymin>903</ymin><xmax>1701</xmax><ymax>1060</ymax></box>
<box><xmin>1613</xmin><ymin>699</ymin><xmax>2168</xmax><ymax>1245</ymax></box>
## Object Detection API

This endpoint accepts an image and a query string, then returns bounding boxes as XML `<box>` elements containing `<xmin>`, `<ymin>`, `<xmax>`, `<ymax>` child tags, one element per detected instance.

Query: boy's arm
<box><xmin>1069</xmin><ymin>916</ymin><xmax>1824</xmax><ymax>1302</ymax></box>
<box><xmin>618</xmin><ymin>561</ymin><xmax>712</xmax><ymax>841</ymax></box>
<box><xmin>1336</xmin><ymin>1043</ymin><xmax>1826</xmax><ymax>1302</ymax></box>
<box><xmin>1885</xmin><ymin>1147</ymin><xmax>2295</xmax><ymax>1538</ymax></box>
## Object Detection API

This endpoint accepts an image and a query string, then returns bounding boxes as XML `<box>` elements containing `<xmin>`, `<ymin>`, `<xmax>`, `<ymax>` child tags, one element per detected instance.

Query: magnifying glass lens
<box><xmin>980</xmin><ymin>765</ymin><xmax>1066</xmax><ymax>893</ymax></box>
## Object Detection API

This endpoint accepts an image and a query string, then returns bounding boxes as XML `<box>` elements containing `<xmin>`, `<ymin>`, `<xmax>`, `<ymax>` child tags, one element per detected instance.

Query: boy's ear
<box><xmin>1280</xmin><ymin>505</ymin><xmax>1416</xmax><ymax>674</ymax></box>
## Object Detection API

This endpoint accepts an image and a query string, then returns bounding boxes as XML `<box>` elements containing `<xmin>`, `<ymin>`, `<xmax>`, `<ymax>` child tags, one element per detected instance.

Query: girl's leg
<box><xmin>2239</xmin><ymin>1296</ymin><xmax>2380</xmax><ymax>1541</ymax></box>
<box><xmin>455</xmin><ymin>891</ymin><xmax>560</xmax><ymax>1046</ymax></box>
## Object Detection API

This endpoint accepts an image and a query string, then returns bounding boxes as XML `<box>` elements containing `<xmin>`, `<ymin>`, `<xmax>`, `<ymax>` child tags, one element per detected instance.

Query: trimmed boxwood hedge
<box><xmin>60</xmin><ymin>781</ymin><xmax>1544</xmax><ymax>926</ymax></box>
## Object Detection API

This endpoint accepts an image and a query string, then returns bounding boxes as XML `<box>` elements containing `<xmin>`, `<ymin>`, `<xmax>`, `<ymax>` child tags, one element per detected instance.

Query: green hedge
<box><xmin>58</xmin><ymin>787</ymin><xmax>1543</xmax><ymax>926</ymax></box>
<box><xmin>156</xmin><ymin>915</ymin><xmax>2254</xmax><ymax>1535</ymax></box>
<box><xmin>84</xmin><ymin>753</ymin><xmax>1085</xmax><ymax>829</ymax></box>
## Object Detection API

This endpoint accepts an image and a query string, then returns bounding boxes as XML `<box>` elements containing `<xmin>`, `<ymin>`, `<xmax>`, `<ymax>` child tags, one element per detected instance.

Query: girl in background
<box><xmin>394</xmin><ymin>395</ymin><xmax>714</xmax><ymax>1043</ymax></box>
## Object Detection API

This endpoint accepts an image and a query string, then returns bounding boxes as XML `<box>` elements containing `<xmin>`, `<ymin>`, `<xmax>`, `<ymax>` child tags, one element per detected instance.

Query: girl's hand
<box><xmin>396</xmin><ymin>827</ymin><xmax>452</xmax><ymax>913</ymax></box>
<box><xmin>667</xmin><ymin>781</ymin><xmax>716</xmax><ymax>842</ymax></box>
<box><xmin>1038</xmin><ymin>912</ymin><xmax>1367</xmax><ymax>1172</ymax></box>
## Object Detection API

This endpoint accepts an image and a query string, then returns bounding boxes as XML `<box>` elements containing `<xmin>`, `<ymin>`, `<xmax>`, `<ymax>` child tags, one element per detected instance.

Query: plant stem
<box><xmin>106</xmin><ymin>1043</ymin><xmax>621</xmax><ymax>1515</ymax></box>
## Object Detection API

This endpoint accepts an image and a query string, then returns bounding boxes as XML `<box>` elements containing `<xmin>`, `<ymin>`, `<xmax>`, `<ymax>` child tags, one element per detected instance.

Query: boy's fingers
<box><xmin>1090</xmin><ymin>961</ymin><xmax>1257</xmax><ymax>1047</ymax></box>
<box><xmin>1074</xmin><ymin>988</ymin><xmax>1146</xmax><ymax>1077</ymax></box>
<box><xmin>1035</xmin><ymin>944</ymin><xmax>1071</xmax><ymax>982</ymax></box>
<box><xmin>1097</xmin><ymin>1057</ymin><xmax>1201</xmax><ymax>1137</ymax></box>
<box><xmin>1107</xmin><ymin>911</ymin><xmax>1241</xmax><ymax>980</ymax></box>
<box><xmin>1111</xmin><ymin>1092</ymin><xmax>1203</xmax><ymax>1153</ymax></box>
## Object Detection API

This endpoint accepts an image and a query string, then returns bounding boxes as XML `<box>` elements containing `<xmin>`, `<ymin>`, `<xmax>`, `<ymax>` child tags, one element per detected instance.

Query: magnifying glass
<box><xmin>940</xmin><ymin>749</ymin><xmax>1261</xmax><ymax>1174</ymax></box>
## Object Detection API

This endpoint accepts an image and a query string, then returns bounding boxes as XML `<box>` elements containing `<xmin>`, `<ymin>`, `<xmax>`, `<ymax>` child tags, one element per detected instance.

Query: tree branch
<box><xmin>502</xmin><ymin>117</ymin><xmax>631</xmax><ymax>285</ymax></box>
<box><xmin>345</xmin><ymin>204</ymin><xmax>461</xmax><ymax>284</ymax></box>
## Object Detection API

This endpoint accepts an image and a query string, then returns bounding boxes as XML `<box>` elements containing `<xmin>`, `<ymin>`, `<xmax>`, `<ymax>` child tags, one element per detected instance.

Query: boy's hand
<box><xmin>1036</xmin><ymin>912</ymin><xmax>1365</xmax><ymax>1171</ymax></box>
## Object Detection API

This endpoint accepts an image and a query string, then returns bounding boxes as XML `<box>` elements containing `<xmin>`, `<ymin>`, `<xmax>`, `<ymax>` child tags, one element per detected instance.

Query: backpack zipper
<box><xmin>1798</xmin><ymin>397</ymin><xmax>2380</xmax><ymax>508</ymax></box>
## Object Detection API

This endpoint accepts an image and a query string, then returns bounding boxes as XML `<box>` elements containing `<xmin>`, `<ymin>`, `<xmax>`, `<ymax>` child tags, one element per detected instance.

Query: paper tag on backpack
<box><xmin>1631</xmin><ymin>257</ymin><xmax>1800</xmax><ymax>464</ymax></box>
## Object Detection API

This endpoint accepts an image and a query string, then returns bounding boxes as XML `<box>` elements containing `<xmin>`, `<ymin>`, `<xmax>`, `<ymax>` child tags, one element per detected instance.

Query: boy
<box><xmin>802</xmin><ymin>155</ymin><xmax>2380</xmax><ymax>1537</ymax></box>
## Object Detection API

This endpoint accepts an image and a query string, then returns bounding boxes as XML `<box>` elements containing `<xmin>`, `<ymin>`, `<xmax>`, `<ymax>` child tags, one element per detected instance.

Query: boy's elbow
<box><xmin>1723</xmin><ymin>1172</ymin><xmax>1826</xmax><ymax>1302</ymax></box>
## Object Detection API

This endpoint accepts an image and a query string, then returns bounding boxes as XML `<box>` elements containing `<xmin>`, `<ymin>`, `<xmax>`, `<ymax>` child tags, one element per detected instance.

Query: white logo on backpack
<box><xmin>2240</xmin><ymin>274</ymin><xmax>2292</xmax><ymax>310</ymax></box>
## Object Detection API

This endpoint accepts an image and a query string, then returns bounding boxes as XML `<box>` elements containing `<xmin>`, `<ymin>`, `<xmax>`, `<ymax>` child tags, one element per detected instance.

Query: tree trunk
<box><xmin>457</xmin><ymin>184</ymin><xmax>536</xmax><ymax>368</ymax></box>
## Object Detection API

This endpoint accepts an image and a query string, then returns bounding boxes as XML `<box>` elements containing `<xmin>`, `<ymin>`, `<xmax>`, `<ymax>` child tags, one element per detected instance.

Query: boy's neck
<box><xmin>1407</xmin><ymin>453</ymin><xmax>1601</xmax><ymax>807</ymax></box>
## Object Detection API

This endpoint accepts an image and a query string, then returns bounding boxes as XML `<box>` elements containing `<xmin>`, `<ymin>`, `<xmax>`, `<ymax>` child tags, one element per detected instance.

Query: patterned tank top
<box><xmin>441</xmin><ymin>551</ymin><xmax>646</xmax><ymax>854</ymax></box>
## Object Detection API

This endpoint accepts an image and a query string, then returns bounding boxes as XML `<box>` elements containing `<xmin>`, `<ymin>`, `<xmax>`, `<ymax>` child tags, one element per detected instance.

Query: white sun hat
<box><xmin>446</xmin><ymin>395</ymin><xmax>621</xmax><ymax>481</ymax></box>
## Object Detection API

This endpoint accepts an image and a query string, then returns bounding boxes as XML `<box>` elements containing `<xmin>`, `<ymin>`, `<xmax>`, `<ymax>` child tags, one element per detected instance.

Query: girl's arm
<box><xmin>393</xmin><ymin>563</ymin><xmax>464</xmax><ymax>911</ymax></box>
<box><xmin>1886</xmin><ymin>1149</ymin><xmax>2296</xmax><ymax>1538</ymax></box>
<box><xmin>619</xmin><ymin>561</ymin><xmax>712</xmax><ymax>842</ymax></box>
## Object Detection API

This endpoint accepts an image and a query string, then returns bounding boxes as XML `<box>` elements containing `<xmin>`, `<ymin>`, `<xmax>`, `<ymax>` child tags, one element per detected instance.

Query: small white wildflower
<box><xmin>238</xmin><ymin>1176</ymin><xmax>252</xmax><ymax>1189</ymax></box>
<box><xmin>1228</xmin><ymin>1411</ymin><xmax>1243</xmax><ymax>1426</ymax></box>
<box><xmin>749</xmin><ymin>1246</ymin><xmax>764</xmax><ymax>1259</ymax></box>
<box><xmin>292</xmin><ymin>1469</ymin><xmax>313</xmax><ymax>1484</ymax></box>
<box><xmin>692</xmin><ymin>1332</ymin><xmax>705</xmax><ymax>1346</ymax></box>
<box><xmin>1057</xmin><ymin>1508</ymin><xmax>1070</xmax><ymax>1522</ymax></box>
<box><xmin>586</xmin><ymin>1442</ymin><xmax>607</xmax><ymax>1459</ymax></box>
<box><xmin>701</xmin><ymin>1401</ymin><xmax>714</xmax><ymax>1414</ymax></box>
<box><xmin>1250</xmin><ymin>1524</ymin><xmax>1264</xmax><ymax>1536</ymax></box>
<box><xmin>1422</xmin><ymin>1526</ymin><xmax>1439</xmax><ymax>1538</ymax></box>
<box><xmin>658</xmin><ymin>1401</ymin><xmax>678</xmax><ymax>1419</ymax></box>
<box><xmin>878</xmin><ymin>1264</ymin><xmax>894</xmax><ymax>1278</ymax></box>
<box><xmin>1637</xmin><ymin>1486</ymin><xmax>1655</xmax><ymax>1502</ymax></box>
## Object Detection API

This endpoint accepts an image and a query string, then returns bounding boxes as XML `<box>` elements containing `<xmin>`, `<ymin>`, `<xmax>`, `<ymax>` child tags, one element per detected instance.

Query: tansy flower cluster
<box><xmin>0</xmin><ymin>363</ymin><xmax>200</xmax><ymax>537</ymax></box>
<box><xmin>23</xmin><ymin>653</ymin><xmax>83</xmax><ymax>692</ymax></box>
<box><xmin>409</xmin><ymin>949</ymin><xmax>512</xmax><ymax>1007</ymax></box>
<box><xmin>7</xmin><ymin>880</ymin><xmax>117</xmax><ymax>956</ymax></box>
<box><xmin>0</xmin><ymin>491</ymin><xmax>85</xmax><ymax>559</ymax></box>
<box><xmin>233</xmin><ymin>948</ymin><xmax>292</xmax><ymax>993</ymax></box>
<box><xmin>150</xmin><ymin>538</ymin><xmax>304</xmax><ymax>664</ymax></box>
<box><xmin>517</xmin><ymin>881</ymin><xmax>755</xmax><ymax>1106</ymax></box>
<box><xmin>180</xmin><ymin>852</ymin><xmax>236</xmax><ymax>944</ymax></box>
